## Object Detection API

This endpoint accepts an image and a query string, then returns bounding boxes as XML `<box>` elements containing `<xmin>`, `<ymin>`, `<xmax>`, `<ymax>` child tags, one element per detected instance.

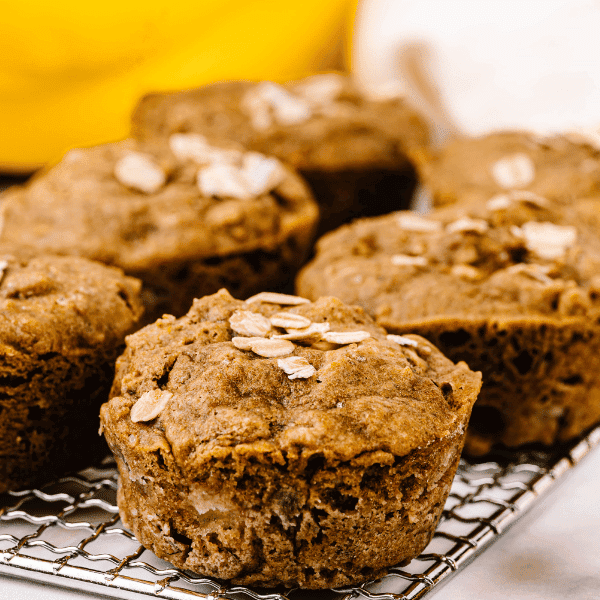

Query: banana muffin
<box><xmin>419</xmin><ymin>130</ymin><xmax>600</xmax><ymax>208</ymax></box>
<box><xmin>100</xmin><ymin>289</ymin><xmax>481</xmax><ymax>588</ymax></box>
<box><xmin>131</xmin><ymin>73</ymin><xmax>429</xmax><ymax>233</ymax></box>
<box><xmin>0</xmin><ymin>251</ymin><xmax>143</xmax><ymax>493</ymax></box>
<box><xmin>0</xmin><ymin>137</ymin><xmax>318</xmax><ymax>323</ymax></box>
<box><xmin>297</xmin><ymin>199</ymin><xmax>600</xmax><ymax>455</ymax></box>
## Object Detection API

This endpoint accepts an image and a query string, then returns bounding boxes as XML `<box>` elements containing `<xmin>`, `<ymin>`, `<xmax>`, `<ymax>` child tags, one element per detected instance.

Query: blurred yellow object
<box><xmin>0</xmin><ymin>0</ymin><xmax>355</xmax><ymax>172</ymax></box>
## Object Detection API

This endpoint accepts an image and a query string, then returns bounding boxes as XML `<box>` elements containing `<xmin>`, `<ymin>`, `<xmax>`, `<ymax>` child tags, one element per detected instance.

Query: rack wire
<box><xmin>1</xmin><ymin>424</ymin><xmax>599</xmax><ymax>600</ymax></box>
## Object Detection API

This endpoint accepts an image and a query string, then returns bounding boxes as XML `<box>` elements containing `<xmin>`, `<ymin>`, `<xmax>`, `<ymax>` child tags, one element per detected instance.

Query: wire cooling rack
<box><xmin>1</xmin><ymin>424</ymin><xmax>600</xmax><ymax>600</ymax></box>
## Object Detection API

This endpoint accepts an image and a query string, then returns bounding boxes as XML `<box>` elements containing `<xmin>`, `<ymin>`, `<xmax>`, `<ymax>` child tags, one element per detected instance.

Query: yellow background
<box><xmin>0</xmin><ymin>0</ymin><xmax>355</xmax><ymax>171</ymax></box>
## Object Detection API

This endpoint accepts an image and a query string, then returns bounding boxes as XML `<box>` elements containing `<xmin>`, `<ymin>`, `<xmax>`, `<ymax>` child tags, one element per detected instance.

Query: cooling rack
<box><xmin>1</xmin><ymin>424</ymin><xmax>600</xmax><ymax>600</ymax></box>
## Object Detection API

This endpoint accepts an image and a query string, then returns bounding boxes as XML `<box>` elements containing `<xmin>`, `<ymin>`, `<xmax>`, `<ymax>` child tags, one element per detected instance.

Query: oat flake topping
<box><xmin>229</xmin><ymin>310</ymin><xmax>272</xmax><ymax>337</ymax></box>
<box><xmin>487</xmin><ymin>190</ymin><xmax>550</xmax><ymax>211</ymax></box>
<box><xmin>509</xmin><ymin>190</ymin><xmax>550</xmax><ymax>207</ymax></box>
<box><xmin>451</xmin><ymin>265</ymin><xmax>482</xmax><ymax>280</ymax></box>
<box><xmin>169</xmin><ymin>133</ymin><xmax>243</xmax><ymax>165</ymax></box>
<box><xmin>391</xmin><ymin>254</ymin><xmax>428</xmax><ymax>267</ymax></box>
<box><xmin>446</xmin><ymin>217</ymin><xmax>489</xmax><ymax>234</ymax></box>
<box><xmin>246</xmin><ymin>292</ymin><xmax>310</xmax><ymax>305</ymax></box>
<box><xmin>114</xmin><ymin>152</ymin><xmax>166</xmax><ymax>194</ymax></box>
<box><xmin>242</xmin><ymin>82</ymin><xmax>312</xmax><ymax>131</ymax></box>
<box><xmin>510</xmin><ymin>225</ymin><xmax>524</xmax><ymax>239</ymax></box>
<box><xmin>232</xmin><ymin>337</ymin><xmax>295</xmax><ymax>358</ymax></box>
<box><xmin>169</xmin><ymin>133</ymin><xmax>212</xmax><ymax>163</ymax></box>
<box><xmin>491</xmin><ymin>153</ymin><xmax>536</xmax><ymax>189</ymax></box>
<box><xmin>277</xmin><ymin>356</ymin><xmax>316</xmax><ymax>379</ymax></box>
<box><xmin>273</xmin><ymin>322</ymin><xmax>331</xmax><ymax>342</ymax></box>
<box><xmin>130</xmin><ymin>390</ymin><xmax>173</xmax><ymax>423</ymax></box>
<box><xmin>231</xmin><ymin>336</ymin><xmax>264</xmax><ymax>351</ymax></box>
<box><xmin>503</xmin><ymin>263</ymin><xmax>554</xmax><ymax>284</ymax></box>
<box><xmin>521</xmin><ymin>221</ymin><xmax>578</xmax><ymax>260</ymax></box>
<box><xmin>241</xmin><ymin>152</ymin><xmax>286</xmax><ymax>196</ymax></box>
<box><xmin>486</xmin><ymin>194</ymin><xmax>513</xmax><ymax>211</ymax></box>
<box><xmin>196</xmin><ymin>148</ymin><xmax>285</xmax><ymax>199</ymax></box>
<box><xmin>323</xmin><ymin>331</ymin><xmax>371</xmax><ymax>344</ymax></box>
<box><xmin>197</xmin><ymin>162</ymin><xmax>252</xmax><ymax>200</ymax></box>
<box><xmin>292</xmin><ymin>73</ymin><xmax>345</xmax><ymax>106</ymax></box>
<box><xmin>387</xmin><ymin>334</ymin><xmax>419</xmax><ymax>347</ymax></box>
<box><xmin>396</xmin><ymin>213</ymin><xmax>442</xmax><ymax>232</ymax></box>
<box><xmin>269</xmin><ymin>312</ymin><xmax>312</xmax><ymax>330</ymax></box>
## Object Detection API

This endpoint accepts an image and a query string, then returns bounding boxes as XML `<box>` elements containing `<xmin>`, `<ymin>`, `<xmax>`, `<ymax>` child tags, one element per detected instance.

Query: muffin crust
<box><xmin>0</xmin><ymin>251</ymin><xmax>143</xmax><ymax>492</ymax></box>
<box><xmin>101</xmin><ymin>289</ymin><xmax>480</xmax><ymax>587</ymax></box>
<box><xmin>297</xmin><ymin>199</ymin><xmax>600</xmax><ymax>454</ymax></box>
<box><xmin>0</xmin><ymin>139</ymin><xmax>317</xmax><ymax>322</ymax></box>
<box><xmin>132</xmin><ymin>74</ymin><xmax>430</xmax><ymax>233</ymax></box>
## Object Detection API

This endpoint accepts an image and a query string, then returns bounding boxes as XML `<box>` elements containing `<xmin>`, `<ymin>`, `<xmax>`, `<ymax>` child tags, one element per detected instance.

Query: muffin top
<box><xmin>0</xmin><ymin>137</ymin><xmax>317</xmax><ymax>272</ymax></box>
<box><xmin>0</xmin><ymin>250</ymin><xmax>142</xmax><ymax>356</ymax></box>
<box><xmin>101</xmin><ymin>289</ymin><xmax>480</xmax><ymax>476</ymax></box>
<box><xmin>419</xmin><ymin>130</ymin><xmax>600</xmax><ymax>207</ymax></box>
<box><xmin>131</xmin><ymin>73</ymin><xmax>430</xmax><ymax>171</ymax></box>
<box><xmin>297</xmin><ymin>198</ymin><xmax>600</xmax><ymax>329</ymax></box>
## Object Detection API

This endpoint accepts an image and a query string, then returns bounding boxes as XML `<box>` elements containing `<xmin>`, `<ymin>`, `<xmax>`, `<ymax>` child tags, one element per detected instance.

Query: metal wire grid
<box><xmin>1</xmin><ymin>425</ymin><xmax>599</xmax><ymax>600</ymax></box>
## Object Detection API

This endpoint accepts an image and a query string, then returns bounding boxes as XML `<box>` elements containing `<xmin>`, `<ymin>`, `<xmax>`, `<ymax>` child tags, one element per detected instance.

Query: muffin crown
<box><xmin>0</xmin><ymin>138</ymin><xmax>317</xmax><ymax>272</ymax></box>
<box><xmin>0</xmin><ymin>251</ymin><xmax>142</xmax><ymax>354</ymax></box>
<box><xmin>103</xmin><ymin>289</ymin><xmax>481</xmax><ymax>474</ymax></box>
<box><xmin>298</xmin><ymin>198</ymin><xmax>600</xmax><ymax>325</ymax></box>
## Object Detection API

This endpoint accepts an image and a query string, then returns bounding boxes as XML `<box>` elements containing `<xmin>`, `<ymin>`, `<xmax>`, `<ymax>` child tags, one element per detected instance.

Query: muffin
<box><xmin>100</xmin><ymin>289</ymin><xmax>481</xmax><ymax>588</ymax></box>
<box><xmin>0</xmin><ymin>138</ymin><xmax>318</xmax><ymax>323</ymax></box>
<box><xmin>131</xmin><ymin>73</ymin><xmax>430</xmax><ymax>233</ymax></box>
<box><xmin>419</xmin><ymin>130</ymin><xmax>600</xmax><ymax>208</ymax></box>
<box><xmin>297</xmin><ymin>198</ymin><xmax>600</xmax><ymax>455</ymax></box>
<box><xmin>0</xmin><ymin>251</ymin><xmax>143</xmax><ymax>493</ymax></box>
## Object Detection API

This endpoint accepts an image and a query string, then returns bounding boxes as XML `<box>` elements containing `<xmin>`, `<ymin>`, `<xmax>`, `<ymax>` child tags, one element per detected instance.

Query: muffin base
<box><xmin>0</xmin><ymin>349</ymin><xmax>118</xmax><ymax>493</ymax></box>
<box><xmin>110</xmin><ymin>430</ymin><xmax>464</xmax><ymax>589</ymax></box>
<box><xmin>381</xmin><ymin>315</ymin><xmax>600</xmax><ymax>456</ymax></box>
<box><xmin>135</xmin><ymin>218</ymin><xmax>315</xmax><ymax>322</ymax></box>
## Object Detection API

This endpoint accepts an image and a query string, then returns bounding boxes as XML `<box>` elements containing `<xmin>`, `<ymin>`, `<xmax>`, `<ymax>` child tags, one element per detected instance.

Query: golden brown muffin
<box><xmin>297</xmin><ymin>198</ymin><xmax>600</xmax><ymax>455</ymax></box>
<box><xmin>100</xmin><ymin>289</ymin><xmax>480</xmax><ymax>588</ymax></box>
<box><xmin>419</xmin><ymin>130</ymin><xmax>600</xmax><ymax>208</ymax></box>
<box><xmin>0</xmin><ymin>138</ymin><xmax>317</xmax><ymax>323</ymax></box>
<box><xmin>0</xmin><ymin>250</ymin><xmax>143</xmax><ymax>492</ymax></box>
<box><xmin>131</xmin><ymin>73</ymin><xmax>430</xmax><ymax>233</ymax></box>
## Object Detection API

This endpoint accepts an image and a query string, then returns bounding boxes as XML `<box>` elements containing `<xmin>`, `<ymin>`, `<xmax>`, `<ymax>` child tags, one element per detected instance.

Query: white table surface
<box><xmin>2</xmin><ymin>444</ymin><xmax>600</xmax><ymax>600</ymax></box>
